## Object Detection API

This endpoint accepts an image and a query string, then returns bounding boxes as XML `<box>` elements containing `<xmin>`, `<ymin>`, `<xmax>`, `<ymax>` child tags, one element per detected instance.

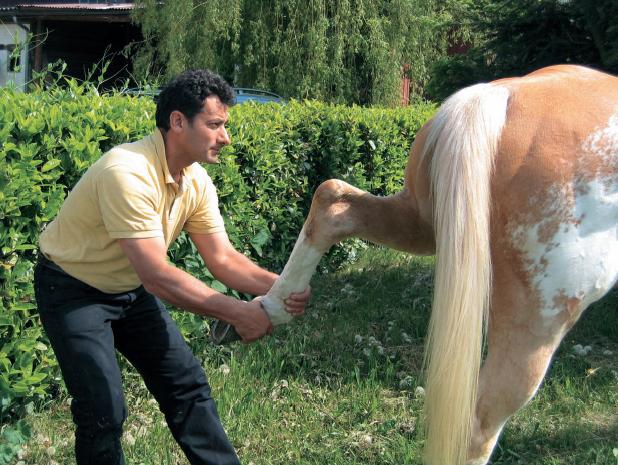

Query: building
<box><xmin>0</xmin><ymin>1</ymin><xmax>139</xmax><ymax>90</ymax></box>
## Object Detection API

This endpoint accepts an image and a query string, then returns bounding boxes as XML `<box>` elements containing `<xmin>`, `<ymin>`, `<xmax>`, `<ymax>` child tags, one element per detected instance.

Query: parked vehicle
<box><xmin>233</xmin><ymin>88</ymin><xmax>283</xmax><ymax>104</ymax></box>
<box><xmin>120</xmin><ymin>86</ymin><xmax>283</xmax><ymax>104</ymax></box>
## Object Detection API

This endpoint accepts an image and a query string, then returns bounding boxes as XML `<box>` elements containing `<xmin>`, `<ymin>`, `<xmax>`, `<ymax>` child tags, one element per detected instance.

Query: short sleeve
<box><xmin>96</xmin><ymin>164</ymin><xmax>164</xmax><ymax>239</ymax></box>
<box><xmin>184</xmin><ymin>175</ymin><xmax>226</xmax><ymax>235</ymax></box>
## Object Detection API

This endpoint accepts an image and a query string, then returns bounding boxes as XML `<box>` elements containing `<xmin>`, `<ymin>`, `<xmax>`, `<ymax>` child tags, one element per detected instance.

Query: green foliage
<box><xmin>0</xmin><ymin>85</ymin><xmax>435</xmax><ymax>427</ymax></box>
<box><xmin>132</xmin><ymin>0</ymin><xmax>453</xmax><ymax>105</ymax></box>
<box><xmin>0</xmin><ymin>419</ymin><xmax>31</xmax><ymax>465</ymax></box>
<box><xmin>426</xmin><ymin>0</ymin><xmax>618</xmax><ymax>100</ymax></box>
<box><xmin>0</xmin><ymin>82</ymin><xmax>157</xmax><ymax>430</ymax></box>
<box><xmin>221</xmin><ymin>100</ymin><xmax>435</xmax><ymax>271</ymax></box>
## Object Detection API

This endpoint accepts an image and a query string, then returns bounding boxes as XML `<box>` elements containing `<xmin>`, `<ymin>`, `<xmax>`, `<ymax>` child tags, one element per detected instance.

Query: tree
<box><xmin>132</xmin><ymin>0</ymin><xmax>453</xmax><ymax>105</ymax></box>
<box><xmin>426</xmin><ymin>0</ymin><xmax>618</xmax><ymax>100</ymax></box>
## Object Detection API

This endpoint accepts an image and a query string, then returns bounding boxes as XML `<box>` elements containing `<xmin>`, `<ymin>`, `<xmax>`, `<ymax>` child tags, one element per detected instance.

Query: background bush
<box><xmin>426</xmin><ymin>0</ymin><xmax>618</xmax><ymax>101</ymax></box>
<box><xmin>0</xmin><ymin>82</ymin><xmax>435</xmax><ymax>430</ymax></box>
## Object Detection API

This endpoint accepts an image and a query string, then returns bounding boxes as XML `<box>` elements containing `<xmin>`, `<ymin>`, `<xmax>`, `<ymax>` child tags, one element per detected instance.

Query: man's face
<box><xmin>183</xmin><ymin>95</ymin><xmax>231</xmax><ymax>165</ymax></box>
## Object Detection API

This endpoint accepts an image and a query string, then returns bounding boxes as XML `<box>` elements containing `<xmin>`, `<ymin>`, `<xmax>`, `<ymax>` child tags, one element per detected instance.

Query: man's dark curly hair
<box><xmin>155</xmin><ymin>69</ymin><xmax>235</xmax><ymax>131</ymax></box>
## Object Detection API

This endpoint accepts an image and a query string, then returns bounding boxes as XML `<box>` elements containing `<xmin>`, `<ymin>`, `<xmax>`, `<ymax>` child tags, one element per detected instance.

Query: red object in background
<box><xmin>401</xmin><ymin>64</ymin><xmax>410</xmax><ymax>106</ymax></box>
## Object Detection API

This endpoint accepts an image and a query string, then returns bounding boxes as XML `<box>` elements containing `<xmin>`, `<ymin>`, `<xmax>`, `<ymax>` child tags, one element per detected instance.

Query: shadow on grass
<box><xmin>259</xmin><ymin>249</ymin><xmax>616</xmax><ymax>392</ymax></box>
<box><xmin>492</xmin><ymin>416</ymin><xmax>618</xmax><ymax>465</ymax></box>
<box><xmin>262</xmin><ymin>252</ymin><xmax>435</xmax><ymax>385</ymax></box>
<box><xmin>237</xmin><ymin>249</ymin><xmax>618</xmax><ymax>464</ymax></box>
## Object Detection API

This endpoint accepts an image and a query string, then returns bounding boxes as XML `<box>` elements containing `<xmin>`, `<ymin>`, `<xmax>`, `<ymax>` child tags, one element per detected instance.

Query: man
<box><xmin>34</xmin><ymin>69</ymin><xmax>310</xmax><ymax>465</ymax></box>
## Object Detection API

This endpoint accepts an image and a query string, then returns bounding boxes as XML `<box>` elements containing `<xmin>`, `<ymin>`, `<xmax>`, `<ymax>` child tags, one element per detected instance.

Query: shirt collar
<box><xmin>152</xmin><ymin>128</ymin><xmax>192</xmax><ymax>189</ymax></box>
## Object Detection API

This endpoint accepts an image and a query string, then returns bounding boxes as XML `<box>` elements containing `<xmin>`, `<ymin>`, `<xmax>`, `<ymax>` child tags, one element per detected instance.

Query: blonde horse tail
<box><xmin>421</xmin><ymin>84</ymin><xmax>510</xmax><ymax>465</ymax></box>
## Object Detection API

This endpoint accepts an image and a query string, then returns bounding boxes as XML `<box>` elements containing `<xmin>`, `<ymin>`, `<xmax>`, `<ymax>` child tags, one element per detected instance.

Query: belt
<box><xmin>38</xmin><ymin>253</ymin><xmax>67</xmax><ymax>274</ymax></box>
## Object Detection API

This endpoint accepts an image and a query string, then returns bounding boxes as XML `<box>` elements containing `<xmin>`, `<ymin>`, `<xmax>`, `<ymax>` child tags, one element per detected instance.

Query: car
<box><xmin>233</xmin><ymin>88</ymin><xmax>283</xmax><ymax>104</ymax></box>
<box><xmin>120</xmin><ymin>86</ymin><xmax>283</xmax><ymax>105</ymax></box>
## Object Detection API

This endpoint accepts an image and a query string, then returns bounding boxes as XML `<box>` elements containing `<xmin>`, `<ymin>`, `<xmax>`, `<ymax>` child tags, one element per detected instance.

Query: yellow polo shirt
<box><xmin>39</xmin><ymin>129</ymin><xmax>226</xmax><ymax>293</ymax></box>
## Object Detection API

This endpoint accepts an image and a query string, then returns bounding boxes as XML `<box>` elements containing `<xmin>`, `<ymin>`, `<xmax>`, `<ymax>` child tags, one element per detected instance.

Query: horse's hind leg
<box><xmin>302</xmin><ymin>179</ymin><xmax>433</xmax><ymax>254</ymax></box>
<box><xmin>467</xmin><ymin>285</ymin><xmax>580</xmax><ymax>464</ymax></box>
<box><xmin>468</xmin><ymin>327</ymin><xmax>559</xmax><ymax>463</ymax></box>
<box><xmin>261</xmin><ymin>179</ymin><xmax>435</xmax><ymax>322</ymax></box>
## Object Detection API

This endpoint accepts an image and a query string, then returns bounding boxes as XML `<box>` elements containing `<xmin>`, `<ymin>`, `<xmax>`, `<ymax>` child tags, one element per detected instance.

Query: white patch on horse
<box><xmin>582</xmin><ymin>113</ymin><xmax>618</xmax><ymax>161</ymax></box>
<box><xmin>516</xmin><ymin>180</ymin><xmax>617</xmax><ymax>326</ymax></box>
<box><xmin>514</xmin><ymin>114</ymin><xmax>618</xmax><ymax>328</ymax></box>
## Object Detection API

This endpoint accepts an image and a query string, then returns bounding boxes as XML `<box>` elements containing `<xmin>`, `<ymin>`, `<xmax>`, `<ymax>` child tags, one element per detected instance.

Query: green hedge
<box><xmin>0</xmin><ymin>81</ymin><xmax>435</xmax><ymax>428</ymax></box>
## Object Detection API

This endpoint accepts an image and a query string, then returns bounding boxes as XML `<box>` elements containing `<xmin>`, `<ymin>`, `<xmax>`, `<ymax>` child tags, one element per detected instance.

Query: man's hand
<box><xmin>233</xmin><ymin>300</ymin><xmax>273</xmax><ymax>343</ymax></box>
<box><xmin>283</xmin><ymin>287</ymin><xmax>312</xmax><ymax>316</ymax></box>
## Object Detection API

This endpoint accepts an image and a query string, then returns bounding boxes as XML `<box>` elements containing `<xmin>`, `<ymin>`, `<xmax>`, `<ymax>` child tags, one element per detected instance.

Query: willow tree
<box><xmin>132</xmin><ymin>0</ymin><xmax>452</xmax><ymax>105</ymax></box>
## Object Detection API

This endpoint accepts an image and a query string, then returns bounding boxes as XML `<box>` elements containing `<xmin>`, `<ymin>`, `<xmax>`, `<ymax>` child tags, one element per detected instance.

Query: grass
<box><xmin>14</xmin><ymin>246</ymin><xmax>618</xmax><ymax>465</ymax></box>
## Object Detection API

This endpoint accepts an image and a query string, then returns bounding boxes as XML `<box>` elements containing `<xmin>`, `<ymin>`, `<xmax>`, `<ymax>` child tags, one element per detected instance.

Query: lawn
<box><xmin>16</xmin><ymin>246</ymin><xmax>618</xmax><ymax>465</ymax></box>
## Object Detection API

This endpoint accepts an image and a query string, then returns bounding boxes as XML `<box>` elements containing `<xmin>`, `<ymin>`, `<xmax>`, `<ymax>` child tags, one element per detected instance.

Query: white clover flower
<box><xmin>399</xmin><ymin>376</ymin><xmax>414</xmax><ymax>389</ymax></box>
<box><xmin>342</xmin><ymin>283</ymin><xmax>355</xmax><ymax>295</ymax></box>
<box><xmin>415</xmin><ymin>386</ymin><xmax>426</xmax><ymax>398</ymax></box>
<box><xmin>354</xmin><ymin>334</ymin><xmax>363</xmax><ymax>344</ymax></box>
<box><xmin>363</xmin><ymin>348</ymin><xmax>371</xmax><ymax>357</ymax></box>
<box><xmin>279</xmin><ymin>379</ymin><xmax>289</xmax><ymax>388</ymax></box>
<box><xmin>377</xmin><ymin>346</ymin><xmax>385</xmax><ymax>355</ymax></box>
<box><xmin>218</xmin><ymin>363</ymin><xmax>231</xmax><ymax>375</ymax></box>
<box><xmin>573</xmin><ymin>344</ymin><xmax>593</xmax><ymax>356</ymax></box>
<box><xmin>124</xmin><ymin>432</ymin><xmax>136</xmax><ymax>446</ymax></box>
<box><xmin>401</xmin><ymin>332</ymin><xmax>412</xmax><ymax>344</ymax></box>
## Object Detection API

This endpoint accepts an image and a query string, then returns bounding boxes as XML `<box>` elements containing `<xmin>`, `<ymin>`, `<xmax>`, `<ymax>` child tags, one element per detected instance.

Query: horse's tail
<box><xmin>421</xmin><ymin>83</ymin><xmax>510</xmax><ymax>465</ymax></box>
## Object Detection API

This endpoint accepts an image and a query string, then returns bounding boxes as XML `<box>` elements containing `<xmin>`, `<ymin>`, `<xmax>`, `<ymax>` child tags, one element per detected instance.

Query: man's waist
<box><xmin>38</xmin><ymin>253</ymin><xmax>68</xmax><ymax>274</ymax></box>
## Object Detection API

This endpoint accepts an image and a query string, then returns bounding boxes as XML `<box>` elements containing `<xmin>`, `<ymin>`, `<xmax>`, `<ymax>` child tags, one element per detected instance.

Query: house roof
<box><xmin>0</xmin><ymin>2</ymin><xmax>134</xmax><ymax>15</ymax></box>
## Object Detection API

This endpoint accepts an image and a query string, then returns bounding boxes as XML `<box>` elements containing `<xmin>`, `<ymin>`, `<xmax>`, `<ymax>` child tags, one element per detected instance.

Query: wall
<box><xmin>0</xmin><ymin>22</ymin><xmax>30</xmax><ymax>90</ymax></box>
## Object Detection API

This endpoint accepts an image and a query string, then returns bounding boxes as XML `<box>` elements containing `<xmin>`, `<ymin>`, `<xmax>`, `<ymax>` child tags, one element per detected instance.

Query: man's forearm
<box><xmin>210</xmin><ymin>252</ymin><xmax>278</xmax><ymax>296</ymax></box>
<box><xmin>142</xmin><ymin>262</ymin><xmax>249</xmax><ymax>325</ymax></box>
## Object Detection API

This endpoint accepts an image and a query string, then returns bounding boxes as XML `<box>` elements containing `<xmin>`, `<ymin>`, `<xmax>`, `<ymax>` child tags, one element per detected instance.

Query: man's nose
<box><xmin>219</xmin><ymin>127</ymin><xmax>231</xmax><ymax>145</ymax></box>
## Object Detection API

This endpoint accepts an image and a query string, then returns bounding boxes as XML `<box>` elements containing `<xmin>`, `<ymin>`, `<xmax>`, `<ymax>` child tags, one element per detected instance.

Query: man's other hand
<box><xmin>283</xmin><ymin>287</ymin><xmax>311</xmax><ymax>316</ymax></box>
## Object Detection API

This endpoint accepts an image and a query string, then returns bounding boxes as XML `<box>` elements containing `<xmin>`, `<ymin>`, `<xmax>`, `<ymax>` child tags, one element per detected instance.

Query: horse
<box><xmin>258</xmin><ymin>64</ymin><xmax>618</xmax><ymax>465</ymax></box>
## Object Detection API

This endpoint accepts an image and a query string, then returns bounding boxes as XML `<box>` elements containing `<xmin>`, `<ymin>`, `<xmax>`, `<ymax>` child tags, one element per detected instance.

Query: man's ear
<box><xmin>169</xmin><ymin>110</ymin><xmax>185</xmax><ymax>133</ymax></box>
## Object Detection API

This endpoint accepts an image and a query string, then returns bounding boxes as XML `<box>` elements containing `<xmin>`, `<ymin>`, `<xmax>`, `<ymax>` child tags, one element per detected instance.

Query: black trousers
<box><xmin>34</xmin><ymin>255</ymin><xmax>241</xmax><ymax>465</ymax></box>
